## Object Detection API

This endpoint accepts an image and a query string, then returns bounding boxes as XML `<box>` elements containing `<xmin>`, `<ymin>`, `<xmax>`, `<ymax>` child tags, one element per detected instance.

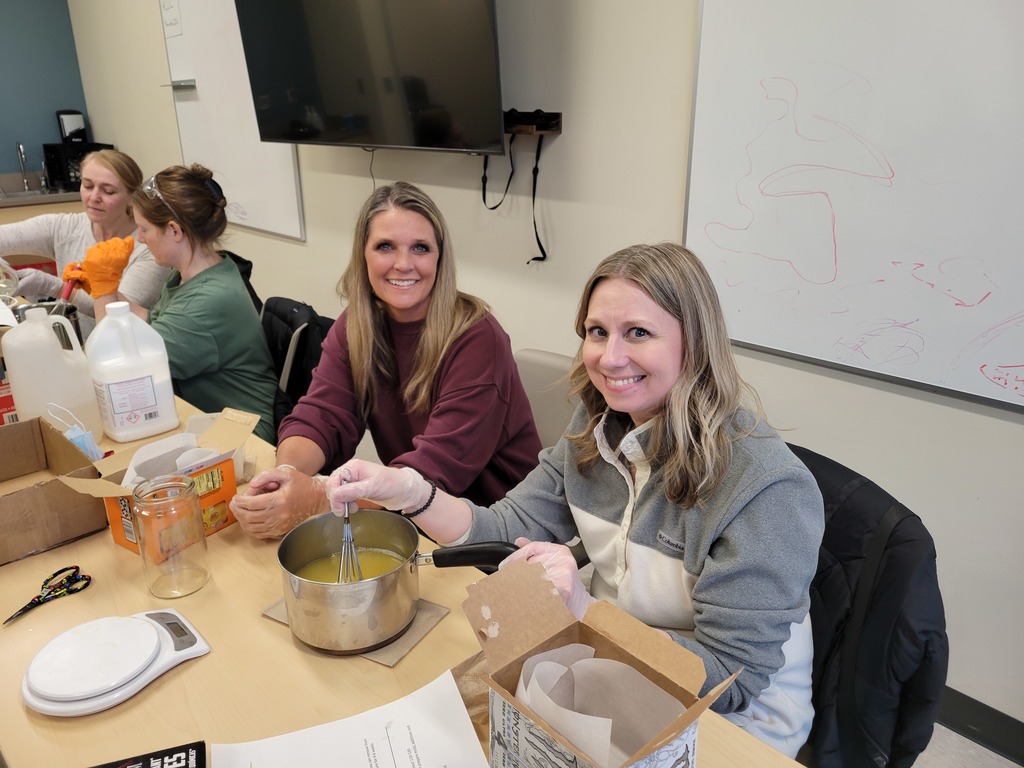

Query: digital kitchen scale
<box><xmin>21</xmin><ymin>608</ymin><xmax>210</xmax><ymax>717</ymax></box>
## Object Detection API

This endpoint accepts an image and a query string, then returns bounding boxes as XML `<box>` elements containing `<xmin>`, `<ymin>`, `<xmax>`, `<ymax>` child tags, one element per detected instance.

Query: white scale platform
<box><xmin>22</xmin><ymin>608</ymin><xmax>209</xmax><ymax>717</ymax></box>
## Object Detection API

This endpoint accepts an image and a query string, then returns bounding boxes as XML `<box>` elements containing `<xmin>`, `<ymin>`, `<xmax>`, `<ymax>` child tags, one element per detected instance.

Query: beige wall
<box><xmin>67</xmin><ymin>0</ymin><xmax>1023</xmax><ymax>720</ymax></box>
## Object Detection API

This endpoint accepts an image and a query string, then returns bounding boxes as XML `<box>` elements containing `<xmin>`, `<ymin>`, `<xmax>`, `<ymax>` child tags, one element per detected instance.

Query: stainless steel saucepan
<box><xmin>277</xmin><ymin>509</ymin><xmax>515</xmax><ymax>654</ymax></box>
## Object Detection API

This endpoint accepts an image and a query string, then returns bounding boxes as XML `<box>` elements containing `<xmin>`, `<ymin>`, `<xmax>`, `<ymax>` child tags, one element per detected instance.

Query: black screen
<box><xmin>234</xmin><ymin>0</ymin><xmax>506</xmax><ymax>155</ymax></box>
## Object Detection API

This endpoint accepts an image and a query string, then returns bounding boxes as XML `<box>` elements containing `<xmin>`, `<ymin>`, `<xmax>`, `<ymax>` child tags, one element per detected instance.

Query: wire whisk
<box><xmin>47</xmin><ymin>279</ymin><xmax>77</xmax><ymax>319</ymax></box>
<box><xmin>334</xmin><ymin>474</ymin><xmax>362</xmax><ymax>583</ymax></box>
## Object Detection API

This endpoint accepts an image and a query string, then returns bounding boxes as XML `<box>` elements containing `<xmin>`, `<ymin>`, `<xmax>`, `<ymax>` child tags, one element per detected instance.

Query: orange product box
<box><xmin>60</xmin><ymin>408</ymin><xmax>258</xmax><ymax>554</ymax></box>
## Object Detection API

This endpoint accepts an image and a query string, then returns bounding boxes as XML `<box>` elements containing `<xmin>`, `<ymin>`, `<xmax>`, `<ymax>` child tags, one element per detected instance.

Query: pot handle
<box><xmin>421</xmin><ymin>541</ymin><xmax>518</xmax><ymax>569</ymax></box>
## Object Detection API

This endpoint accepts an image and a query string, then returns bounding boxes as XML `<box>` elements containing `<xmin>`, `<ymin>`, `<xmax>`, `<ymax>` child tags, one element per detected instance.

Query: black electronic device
<box><xmin>56</xmin><ymin>110</ymin><xmax>88</xmax><ymax>143</ymax></box>
<box><xmin>43</xmin><ymin>142</ymin><xmax>115</xmax><ymax>192</ymax></box>
<box><xmin>232</xmin><ymin>0</ymin><xmax>505</xmax><ymax>155</ymax></box>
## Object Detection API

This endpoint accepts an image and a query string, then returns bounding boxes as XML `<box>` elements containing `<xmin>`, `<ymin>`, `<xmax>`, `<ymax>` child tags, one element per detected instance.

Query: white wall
<box><xmin>67</xmin><ymin>0</ymin><xmax>1023</xmax><ymax>720</ymax></box>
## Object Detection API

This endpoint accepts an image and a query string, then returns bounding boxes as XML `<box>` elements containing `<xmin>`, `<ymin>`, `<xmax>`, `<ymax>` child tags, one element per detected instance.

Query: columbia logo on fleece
<box><xmin>657</xmin><ymin>530</ymin><xmax>686</xmax><ymax>553</ymax></box>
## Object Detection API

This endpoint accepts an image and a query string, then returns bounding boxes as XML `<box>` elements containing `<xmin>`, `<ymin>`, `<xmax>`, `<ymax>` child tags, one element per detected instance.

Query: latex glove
<box><xmin>15</xmin><ymin>267</ymin><xmax>62</xmax><ymax>300</ymax></box>
<box><xmin>228</xmin><ymin>465</ymin><xmax>330</xmax><ymax>539</ymax></box>
<box><xmin>327</xmin><ymin>462</ymin><xmax>432</xmax><ymax>514</ymax></box>
<box><xmin>500</xmin><ymin>538</ymin><xmax>597</xmax><ymax>620</ymax></box>
<box><xmin>62</xmin><ymin>236</ymin><xmax>134</xmax><ymax>297</ymax></box>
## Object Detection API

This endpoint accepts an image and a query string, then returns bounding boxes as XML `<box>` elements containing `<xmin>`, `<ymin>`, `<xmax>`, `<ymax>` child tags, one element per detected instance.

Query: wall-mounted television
<box><xmin>233</xmin><ymin>0</ymin><xmax>506</xmax><ymax>155</ymax></box>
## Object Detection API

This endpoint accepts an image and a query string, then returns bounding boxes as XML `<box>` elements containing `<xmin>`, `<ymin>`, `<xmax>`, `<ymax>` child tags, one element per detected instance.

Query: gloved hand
<box><xmin>15</xmin><ymin>267</ymin><xmax>62</xmax><ymax>300</ymax></box>
<box><xmin>62</xmin><ymin>236</ymin><xmax>134</xmax><ymax>297</ymax></box>
<box><xmin>327</xmin><ymin>462</ymin><xmax>432</xmax><ymax>514</ymax></box>
<box><xmin>228</xmin><ymin>465</ymin><xmax>330</xmax><ymax>539</ymax></box>
<box><xmin>0</xmin><ymin>258</ymin><xmax>17</xmax><ymax>295</ymax></box>
<box><xmin>500</xmin><ymin>538</ymin><xmax>597</xmax><ymax>620</ymax></box>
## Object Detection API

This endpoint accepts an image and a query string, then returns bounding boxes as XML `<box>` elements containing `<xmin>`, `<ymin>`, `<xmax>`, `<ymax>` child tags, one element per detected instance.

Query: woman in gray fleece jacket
<box><xmin>329</xmin><ymin>242</ymin><xmax>825</xmax><ymax>758</ymax></box>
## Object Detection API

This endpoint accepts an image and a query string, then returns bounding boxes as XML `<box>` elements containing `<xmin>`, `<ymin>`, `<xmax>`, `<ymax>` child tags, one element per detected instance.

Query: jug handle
<box><xmin>48</xmin><ymin>315</ymin><xmax>84</xmax><ymax>354</ymax></box>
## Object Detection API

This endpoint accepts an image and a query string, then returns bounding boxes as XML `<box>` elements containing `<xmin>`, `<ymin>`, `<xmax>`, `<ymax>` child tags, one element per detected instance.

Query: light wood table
<box><xmin>0</xmin><ymin>407</ymin><xmax>799</xmax><ymax>767</ymax></box>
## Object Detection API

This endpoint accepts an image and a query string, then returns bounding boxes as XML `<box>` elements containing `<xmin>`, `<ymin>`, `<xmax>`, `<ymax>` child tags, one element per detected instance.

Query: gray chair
<box><xmin>513</xmin><ymin>348</ymin><xmax>578</xmax><ymax>448</ymax></box>
<box><xmin>513</xmin><ymin>348</ymin><xmax>589</xmax><ymax>567</ymax></box>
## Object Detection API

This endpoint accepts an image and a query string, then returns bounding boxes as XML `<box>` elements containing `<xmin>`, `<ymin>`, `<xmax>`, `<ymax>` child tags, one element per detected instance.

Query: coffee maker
<box><xmin>43</xmin><ymin>143</ymin><xmax>115</xmax><ymax>192</ymax></box>
<box><xmin>43</xmin><ymin>110</ymin><xmax>113</xmax><ymax>192</ymax></box>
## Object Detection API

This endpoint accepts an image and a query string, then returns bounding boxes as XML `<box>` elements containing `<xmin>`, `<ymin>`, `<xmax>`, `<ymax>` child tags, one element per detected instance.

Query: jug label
<box><xmin>99</xmin><ymin>375</ymin><xmax>164</xmax><ymax>427</ymax></box>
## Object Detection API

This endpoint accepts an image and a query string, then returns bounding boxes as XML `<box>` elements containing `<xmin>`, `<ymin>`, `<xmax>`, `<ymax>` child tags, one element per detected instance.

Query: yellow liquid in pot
<box><xmin>295</xmin><ymin>548</ymin><xmax>405</xmax><ymax>583</ymax></box>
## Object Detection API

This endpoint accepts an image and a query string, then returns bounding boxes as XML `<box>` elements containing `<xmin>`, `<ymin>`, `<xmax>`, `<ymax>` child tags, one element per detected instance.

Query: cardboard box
<box><xmin>462</xmin><ymin>563</ymin><xmax>735</xmax><ymax>768</ymax></box>
<box><xmin>60</xmin><ymin>409</ymin><xmax>259</xmax><ymax>554</ymax></box>
<box><xmin>0</xmin><ymin>417</ymin><xmax>107</xmax><ymax>566</ymax></box>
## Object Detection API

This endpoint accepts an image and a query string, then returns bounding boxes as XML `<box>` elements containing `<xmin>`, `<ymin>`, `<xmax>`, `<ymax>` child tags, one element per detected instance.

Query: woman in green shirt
<box><xmin>128</xmin><ymin>163</ymin><xmax>277</xmax><ymax>442</ymax></box>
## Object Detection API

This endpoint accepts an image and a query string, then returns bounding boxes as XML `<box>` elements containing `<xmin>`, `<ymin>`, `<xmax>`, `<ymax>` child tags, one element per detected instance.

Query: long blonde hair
<box><xmin>567</xmin><ymin>242</ymin><xmax>764</xmax><ymax>506</ymax></box>
<box><xmin>337</xmin><ymin>182</ymin><xmax>488</xmax><ymax>418</ymax></box>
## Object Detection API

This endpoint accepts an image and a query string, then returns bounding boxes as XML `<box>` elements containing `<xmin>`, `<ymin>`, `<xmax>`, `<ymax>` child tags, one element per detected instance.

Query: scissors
<box><xmin>4</xmin><ymin>565</ymin><xmax>92</xmax><ymax>626</ymax></box>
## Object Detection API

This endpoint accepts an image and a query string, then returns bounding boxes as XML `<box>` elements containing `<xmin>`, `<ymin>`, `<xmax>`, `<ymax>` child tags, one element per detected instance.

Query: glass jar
<box><xmin>132</xmin><ymin>474</ymin><xmax>210</xmax><ymax>598</ymax></box>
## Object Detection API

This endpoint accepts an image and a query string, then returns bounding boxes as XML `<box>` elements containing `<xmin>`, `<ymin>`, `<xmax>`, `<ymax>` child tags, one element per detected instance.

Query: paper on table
<box><xmin>516</xmin><ymin>644</ymin><xmax>687</xmax><ymax>768</ymax></box>
<box><xmin>211</xmin><ymin>669</ymin><xmax>487</xmax><ymax>768</ymax></box>
<box><xmin>0</xmin><ymin>302</ymin><xmax>16</xmax><ymax>327</ymax></box>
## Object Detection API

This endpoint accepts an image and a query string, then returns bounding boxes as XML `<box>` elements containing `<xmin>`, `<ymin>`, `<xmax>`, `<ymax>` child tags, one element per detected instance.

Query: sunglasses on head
<box><xmin>142</xmin><ymin>175</ymin><xmax>182</xmax><ymax>223</ymax></box>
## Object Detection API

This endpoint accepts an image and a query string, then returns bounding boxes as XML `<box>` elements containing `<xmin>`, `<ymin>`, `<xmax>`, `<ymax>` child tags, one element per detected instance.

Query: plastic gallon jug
<box><xmin>3</xmin><ymin>307</ymin><xmax>105</xmax><ymax>438</ymax></box>
<box><xmin>86</xmin><ymin>301</ymin><xmax>179</xmax><ymax>442</ymax></box>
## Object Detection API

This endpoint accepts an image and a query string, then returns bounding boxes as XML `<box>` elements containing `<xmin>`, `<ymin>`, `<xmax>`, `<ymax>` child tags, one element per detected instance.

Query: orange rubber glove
<box><xmin>62</xmin><ymin>236</ymin><xmax>134</xmax><ymax>298</ymax></box>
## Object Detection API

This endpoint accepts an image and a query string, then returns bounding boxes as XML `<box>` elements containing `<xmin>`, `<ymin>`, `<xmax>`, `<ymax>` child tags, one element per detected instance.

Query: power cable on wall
<box><xmin>481</xmin><ymin>110</ymin><xmax>561</xmax><ymax>264</ymax></box>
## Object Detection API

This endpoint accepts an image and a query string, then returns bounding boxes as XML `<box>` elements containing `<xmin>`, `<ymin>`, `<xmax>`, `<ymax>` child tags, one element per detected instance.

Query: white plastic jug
<box><xmin>86</xmin><ymin>301</ymin><xmax>179</xmax><ymax>442</ymax></box>
<box><xmin>2</xmin><ymin>307</ymin><xmax>105</xmax><ymax>438</ymax></box>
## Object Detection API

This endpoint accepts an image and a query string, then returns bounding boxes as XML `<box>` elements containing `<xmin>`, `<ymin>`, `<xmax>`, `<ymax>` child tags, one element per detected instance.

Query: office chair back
<box><xmin>512</xmin><ymin>348</ymin><xmax>591</xmax><ymax>568</ymax></box>
<box><xmin>260</xmin><ymin>297</ymin><xmax>334</xmax><ymax>429</ymax></box>
<box><xmin>788</xmin><ymin>443</ymin><xmax>948</xmax><ymax>768</ymax></box>
<box><xmin>513</xmin><ymin>348</ymin><xmax>578</xmax><ymax>448</ymax></box>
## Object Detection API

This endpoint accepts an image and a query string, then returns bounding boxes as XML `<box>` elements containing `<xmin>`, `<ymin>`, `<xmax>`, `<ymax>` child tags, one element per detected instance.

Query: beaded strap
<box><xmin>403</xmin><ymin>481</ymin><xmax>437</xmax><ymax>519</ymax></box>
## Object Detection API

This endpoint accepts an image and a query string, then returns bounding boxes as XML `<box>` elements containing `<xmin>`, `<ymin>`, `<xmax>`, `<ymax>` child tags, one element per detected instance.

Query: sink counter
<box><xmin>0</xmin><ymin>189</ymin><xmax>80</xmax><ymax>209</ymax></box>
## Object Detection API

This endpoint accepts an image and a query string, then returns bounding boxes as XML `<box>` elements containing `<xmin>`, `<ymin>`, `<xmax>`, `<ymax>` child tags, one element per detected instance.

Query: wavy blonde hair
<box><xmin>337</xmin><ymin>182</ymin><xmax>488</xmax><ymax>418</ymax></box>
<box><xmin>567</xmin><ymin>242</ymin><xmax>764</xmax><ymax>507</ymax></box>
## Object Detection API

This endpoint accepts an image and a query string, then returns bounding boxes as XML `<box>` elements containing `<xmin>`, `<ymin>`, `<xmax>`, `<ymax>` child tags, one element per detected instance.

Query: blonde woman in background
<box><xmin>0</xmin><ymin>149</ymin><xmax>169</xmax><ymax>335</ymax></box>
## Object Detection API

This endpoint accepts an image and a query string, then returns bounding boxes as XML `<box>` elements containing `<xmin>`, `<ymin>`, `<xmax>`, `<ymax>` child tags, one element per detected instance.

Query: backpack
<box><xmin>788</xmin><ymin>443</ymin><xmax>949</xmax><ymax>768</ymax></box>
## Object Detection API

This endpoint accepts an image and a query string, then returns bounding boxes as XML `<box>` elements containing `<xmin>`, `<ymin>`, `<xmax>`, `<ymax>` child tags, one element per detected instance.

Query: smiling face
<box><xmin>582</xmin><ymin>276</ymin><xmax>684</xmax><ymax>426</ymax></box>
<box><xmin>79</xmin><ymin>159</ymin><xmax>132</xmax><ymax>229</ymax></box>
<box><xmin>364</xmin><ymin>206</ymin><xmax>439</xmax><ymax>322</ymax></box>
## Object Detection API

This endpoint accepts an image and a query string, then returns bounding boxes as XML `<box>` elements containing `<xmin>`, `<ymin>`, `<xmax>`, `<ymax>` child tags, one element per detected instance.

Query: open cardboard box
<box><xmin>0</xmin><ymin>417</ymin><xmax>107</xmax><ymax>566</ymax></box>
<box><xmin>462</xmin><ymin>562</ymin><xmax>736</xmax><ymax>768</ymax></box>
<box><xmin>59</xmin><ymin>408</ymin><xmax>259</xmax><ymax>554</ymax></box>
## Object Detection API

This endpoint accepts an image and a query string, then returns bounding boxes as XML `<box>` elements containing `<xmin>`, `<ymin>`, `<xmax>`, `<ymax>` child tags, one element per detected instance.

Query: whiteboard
<box><xmin>685</xmin><ymin>0</ymin><xmax>1024</xmax><ymax>411</ymax></box>
<box><xmin>160</xmin><ymin>0</ymin><xmax>305</xmax><ymax>240</ymax></box>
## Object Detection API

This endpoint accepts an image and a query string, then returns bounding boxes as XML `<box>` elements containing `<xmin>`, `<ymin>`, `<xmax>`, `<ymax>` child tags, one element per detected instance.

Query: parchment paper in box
<box><xmin>461</xmin><ymin>561</ymin><xmax>737</xmax><ymax>768</ymax></box>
